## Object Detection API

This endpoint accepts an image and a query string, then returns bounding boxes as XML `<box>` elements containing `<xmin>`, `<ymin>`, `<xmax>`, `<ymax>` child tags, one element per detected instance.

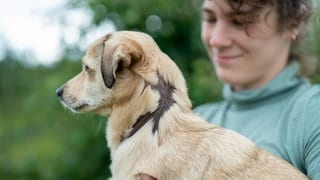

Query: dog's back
<box><xmin>111</xmin><ymin>108</ymin><xmax>306</xmax><ymax>179</ymax></box>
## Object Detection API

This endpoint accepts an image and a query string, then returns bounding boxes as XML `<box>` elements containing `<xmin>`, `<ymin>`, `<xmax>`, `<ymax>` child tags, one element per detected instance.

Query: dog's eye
<box><xmin>84</xmin><ymin>65</ymin><xmax>90</xmax><ymax>71</ymax></box>
<box><xmin>83</xmin><ymin>64</ymin><xmax>95</xmax><ymax>77</ymax></box>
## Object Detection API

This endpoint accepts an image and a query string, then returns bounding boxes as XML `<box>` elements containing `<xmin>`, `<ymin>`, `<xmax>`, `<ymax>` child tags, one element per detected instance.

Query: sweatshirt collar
<box><xmin>223</xmin><ymin>62</ymin><xmax>304</xmax><ymax>105</ymax></box>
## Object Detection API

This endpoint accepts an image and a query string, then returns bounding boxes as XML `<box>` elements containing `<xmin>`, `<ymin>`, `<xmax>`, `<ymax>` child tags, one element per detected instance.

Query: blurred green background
<box><xmin>1</xmin><ymin>0</ymin><xmax>320</xmax><ymax>179</ymax></box>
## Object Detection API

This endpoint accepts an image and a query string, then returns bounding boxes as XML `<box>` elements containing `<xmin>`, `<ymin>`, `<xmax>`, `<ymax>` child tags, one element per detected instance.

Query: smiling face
<box><xmin>201</xmin><ymin>0</ymin><xmax>293</xmax><ymax>91</ymax></box>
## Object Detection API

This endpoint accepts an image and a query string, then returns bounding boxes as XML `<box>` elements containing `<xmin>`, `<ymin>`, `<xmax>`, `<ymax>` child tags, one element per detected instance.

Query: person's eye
<box><xmin>232</xmin><ymin>19</ymin><xmax>243</xmax><ymax>26</ymax></box>
<box><xmin>205</xmin><ymin>17</ymin><xmax>217</xmax><ymax>23</ymax></box>
<box><xmin>202</xmin><ymin>13</ymin><xmax>216</xmax><ymax>23</ymax></box>
<box><xmin>230</xmin><ymin>13</ymin><xmax>253</xmax><ymax>27</ymax></box>
<box><xmin>230</xmin><ymin>16</ymin><xmax>246</xmax><ymax>27</ymax></box>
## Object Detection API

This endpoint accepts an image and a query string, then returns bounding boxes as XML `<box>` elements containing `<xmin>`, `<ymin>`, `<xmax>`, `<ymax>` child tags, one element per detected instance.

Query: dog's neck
<box><xmin>120</xmin><ymin>74</ymin><xmax>175</xmax><ymax>142</ymax></box>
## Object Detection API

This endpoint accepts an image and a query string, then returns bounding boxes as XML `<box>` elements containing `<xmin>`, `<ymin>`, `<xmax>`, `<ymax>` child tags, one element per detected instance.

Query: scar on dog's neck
<box><xmin>121</xmin><ymin>73</ymin><xmax>175</xmax><ymax>142</ymax></box>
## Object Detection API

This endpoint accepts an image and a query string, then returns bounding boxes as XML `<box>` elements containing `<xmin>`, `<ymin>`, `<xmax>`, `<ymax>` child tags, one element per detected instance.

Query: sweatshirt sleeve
<box><xmin>303</xmin><ymin>91</ymin><xmax>320</xmax><ymax>179</ymax></box>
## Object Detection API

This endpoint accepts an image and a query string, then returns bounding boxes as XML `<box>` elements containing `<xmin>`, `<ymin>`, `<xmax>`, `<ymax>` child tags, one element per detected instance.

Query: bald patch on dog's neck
<box><xmin>121</xmin><ymin>73</ymin><xmax>175</xmax><ymax>141</ymax></box>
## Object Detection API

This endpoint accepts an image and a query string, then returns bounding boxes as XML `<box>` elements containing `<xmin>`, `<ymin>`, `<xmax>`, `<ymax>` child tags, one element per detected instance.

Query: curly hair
<box><xmin>227</xmin><ymin>0</ymin><xmax>312</xmax><ymax>31</ymax></box>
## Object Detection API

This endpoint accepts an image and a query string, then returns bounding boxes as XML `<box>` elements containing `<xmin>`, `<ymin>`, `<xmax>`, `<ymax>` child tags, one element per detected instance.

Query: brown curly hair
<box><xmin>226</xmin><ymin>0</ymin><xmax>312</xmax><ymax>31</ymax></box>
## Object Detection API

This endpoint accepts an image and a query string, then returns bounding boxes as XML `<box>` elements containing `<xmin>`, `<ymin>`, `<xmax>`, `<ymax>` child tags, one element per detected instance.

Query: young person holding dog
<box><xmin>195</xmin><ymin>0</ymin><xmax>320</xmax><ymax>179</ymax></box>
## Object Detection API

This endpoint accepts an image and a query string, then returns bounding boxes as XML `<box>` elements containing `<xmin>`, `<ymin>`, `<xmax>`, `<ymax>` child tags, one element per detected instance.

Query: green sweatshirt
<box><xmin>194</xmin><ymin>62</ymin><xmax>320</xmax><ymax>179</ymax></box>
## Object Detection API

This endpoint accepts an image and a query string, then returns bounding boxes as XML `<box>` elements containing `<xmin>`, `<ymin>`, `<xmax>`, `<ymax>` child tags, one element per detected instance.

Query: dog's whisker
<box><xmin>95</xmin><ymin>117</ymin><xmax>105</xmax><ymax>136</ymax></box>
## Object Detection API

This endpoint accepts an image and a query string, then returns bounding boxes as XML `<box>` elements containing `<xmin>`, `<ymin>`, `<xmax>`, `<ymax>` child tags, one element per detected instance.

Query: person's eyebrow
<box><xmin>201</xmin><ymin>6</ymin><xmax>236</xmax><ymax>17</ymax></box>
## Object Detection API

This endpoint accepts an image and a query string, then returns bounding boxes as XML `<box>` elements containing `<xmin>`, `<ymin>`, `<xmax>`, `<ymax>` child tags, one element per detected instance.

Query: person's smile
<box><xmin>215</xmin><ymin>54</ymin><xmax>243</xmax><ymax>65</ymax></box>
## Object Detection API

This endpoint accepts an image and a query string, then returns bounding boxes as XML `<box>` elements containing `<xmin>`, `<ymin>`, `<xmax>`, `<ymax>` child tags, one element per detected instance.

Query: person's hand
<box><xmin>140</xmin><ymin>173</ymin><xmax>156</xmax><ymax>180</ymax></box>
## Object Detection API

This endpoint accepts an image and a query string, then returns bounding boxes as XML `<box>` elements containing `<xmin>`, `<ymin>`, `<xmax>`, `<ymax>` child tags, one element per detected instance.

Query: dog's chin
<box><xmin>60</xmin><ymin>101</ymin><xmax>94</xmax><ymax>113</ymax></box>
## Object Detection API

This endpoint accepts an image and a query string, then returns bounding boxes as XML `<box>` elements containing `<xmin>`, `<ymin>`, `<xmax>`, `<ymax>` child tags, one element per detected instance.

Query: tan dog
<box><xmin>56</xmin><ymin>31</ymin><xmax>308</xmax><ymax>180</ymax></box>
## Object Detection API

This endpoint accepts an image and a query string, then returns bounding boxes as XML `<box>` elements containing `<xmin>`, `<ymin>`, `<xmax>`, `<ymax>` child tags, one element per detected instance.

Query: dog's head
<box><xmin>56</xmin><ymin>31</ymin><xmax>191</xmax><ymax>116</ymax></box>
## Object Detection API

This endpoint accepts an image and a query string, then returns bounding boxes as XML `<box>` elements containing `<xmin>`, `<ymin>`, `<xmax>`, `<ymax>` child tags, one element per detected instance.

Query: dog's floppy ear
<box><xmin>101</xmin><ymin>37</ymin><xmax>144</xmax><ymax>88</ymax></box>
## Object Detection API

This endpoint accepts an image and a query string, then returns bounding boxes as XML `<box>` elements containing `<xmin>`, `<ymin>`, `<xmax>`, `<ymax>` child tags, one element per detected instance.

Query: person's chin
<box><xmin>216</xmin><ymin>69</ymin><xmax>238</xmax><ymax>84</ymax></box>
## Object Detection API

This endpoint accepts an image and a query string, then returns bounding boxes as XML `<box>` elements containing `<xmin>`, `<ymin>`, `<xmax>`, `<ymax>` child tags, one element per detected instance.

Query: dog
<box><xmin>56</xmin><ymin>31</ymin><xmax>308</xmax><ymax>179</ymax></box>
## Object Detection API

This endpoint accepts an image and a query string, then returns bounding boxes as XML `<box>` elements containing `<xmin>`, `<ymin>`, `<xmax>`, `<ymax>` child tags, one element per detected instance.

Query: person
<box><xmin>195</xmin><ymin>0</ymin><xmax>320</xmax><ymax>179</ymax></box>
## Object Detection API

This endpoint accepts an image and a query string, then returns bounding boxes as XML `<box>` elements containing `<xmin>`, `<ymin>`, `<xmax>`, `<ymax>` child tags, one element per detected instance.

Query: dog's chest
<box><xmin>110</xmin><ymin>127</ymin><xmax>158</xmax><ymax>178</ymax></box>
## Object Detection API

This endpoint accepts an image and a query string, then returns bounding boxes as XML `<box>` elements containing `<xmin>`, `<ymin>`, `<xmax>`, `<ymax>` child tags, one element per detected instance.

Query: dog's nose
<box><xmin>56</xmin><ymin>86</ymin><xmax>64</xmax><ymax>97</ymax></box>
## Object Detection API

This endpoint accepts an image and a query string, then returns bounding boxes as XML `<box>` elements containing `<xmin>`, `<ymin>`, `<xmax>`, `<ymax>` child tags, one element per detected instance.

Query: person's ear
<box><xmin>287</xmin><ymin>3</ymin><xmax>309</xmax><ymax>41</ymax></box>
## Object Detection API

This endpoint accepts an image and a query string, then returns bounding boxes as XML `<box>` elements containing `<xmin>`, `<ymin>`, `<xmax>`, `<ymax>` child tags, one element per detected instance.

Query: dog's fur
<box><xmin>57</xmin><ymin>31</ymin><xmax>308</xmax><ymax>179</ymax></box>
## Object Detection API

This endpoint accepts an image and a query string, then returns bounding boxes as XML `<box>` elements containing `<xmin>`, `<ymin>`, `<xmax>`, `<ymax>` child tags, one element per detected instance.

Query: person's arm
<box><xmin>303</xmin><ymin>93</ymin><xmax>320</xmax><ymax>179</ymax></box>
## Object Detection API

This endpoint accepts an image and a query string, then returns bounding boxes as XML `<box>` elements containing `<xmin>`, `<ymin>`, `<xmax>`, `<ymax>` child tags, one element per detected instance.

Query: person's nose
<box><xmin>209</xmin><ymin>22</ymin><xmax>233</xmax><ymax>48</ymax></box>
